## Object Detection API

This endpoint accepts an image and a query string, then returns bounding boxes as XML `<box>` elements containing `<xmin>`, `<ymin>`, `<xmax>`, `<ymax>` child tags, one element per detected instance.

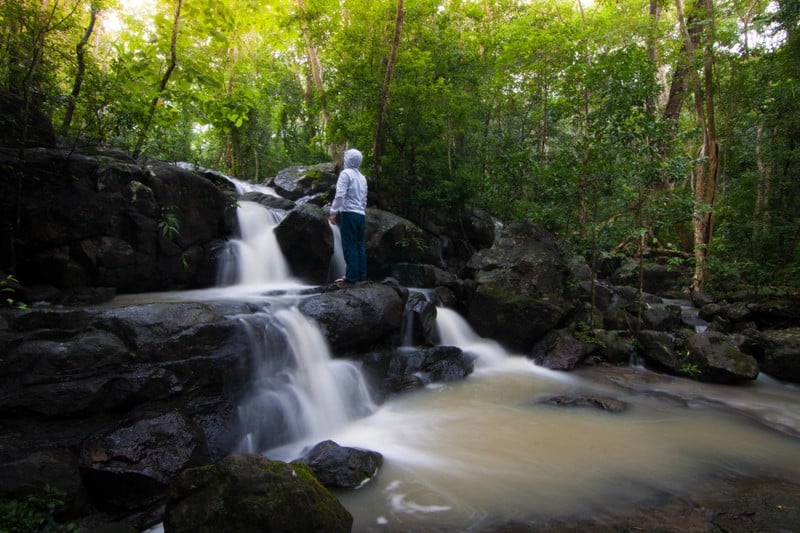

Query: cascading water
<box><xmin>435</xmin><ymin>306</ymin><xmax>508</xmax><ymax>367</ymax></box>
<box><xmin>212</xmin><ymin>182</ymin><xmax>373</xmax><ymax>456</ymax></box>
<box><xmin>235</xmin><ymin>306</ymin><xmax>374</xmax><ymax>455</ymax></box>
<box><xmin>217</xmin><ymin>201</ymin><xmax>294</xmax><ymax>287</ymax></box>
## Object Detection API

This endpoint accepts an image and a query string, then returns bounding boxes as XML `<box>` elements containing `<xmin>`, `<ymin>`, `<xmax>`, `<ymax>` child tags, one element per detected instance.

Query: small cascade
<box><xmin>663</xmin><ymin>298</ymin><xmax>709</xmax><ymax>332</ymax></box>
<box><xmin>235</xmin><ymin>307</ymin><xmax>375</xmax><ymax>455</ymax></box>
<box><xmin>435</xmin><ymin>307</ymin><xmax>508</xmax><ymax>367</ymax></box>
<box><xmin>217</xmin><ymin>200</ymin><xmax>294</xmax><ymax>286</ymax></box>
<box><xmin>327</xmin><ymin>221</ymin><xmax>345</xmax><ymax>282</ymax></box>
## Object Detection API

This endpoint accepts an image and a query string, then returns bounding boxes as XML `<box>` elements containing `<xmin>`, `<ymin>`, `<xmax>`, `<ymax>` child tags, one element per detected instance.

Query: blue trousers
<box><xmin>339</xmin><ymin>211</ymin><xmax>367</xmax><ymax>282</ymax></box>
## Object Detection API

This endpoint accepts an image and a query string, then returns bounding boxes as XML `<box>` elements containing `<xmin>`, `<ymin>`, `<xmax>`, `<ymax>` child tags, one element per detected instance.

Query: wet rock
<box><xmin>79</xmin><ymin>410</ymin><xmax>210</xmax><ymax>512</ymax></box>
<box><xmin>401</xmin><ymin>291</ymin><xmax>439</xmax><ymax>346</ymax></box>
<box><xmin>611</xmin><ymin>261</ymin><xmax>681</xmax><ymax>295</ymax></box>
<box><xmin>741</xmin><ymin>328</ymin><xmax>800</xmax><ymax>383</ymax></box>
<box><xmin>240</xmin><ymin>191</ymin><xmax>295</xmax><ymax>211</ymax></box>
<box><xmin>686</xmin><ymin>331</ymin><xmax>759</xmax><ymax>383</ymax></box>
<box><xmin>534</xmin><ymin>394</ymin><xmax>627</xmax><ymax>413</ymax></box>
<box><xmin>296</xmin><ymin>440</ymin><xmax>382</xmax><ymax>489</ymax></box>
<box><xmin>164</xmin><ymin>453</ymin><xmax>352</xmax><ymax>533</ymax></box>
<box><xmin>362</xmin><ymin>345</ymin><xmax>475</xmax><ymax>397</ymax></box>
<box><xmin>636</xmin><ymin>330</ymin><xmax>680</xmax><ymax>373</ymax></box>
<box><xmin>641</xmin><ymin>303</ymin><xmax>682</xmax><ymax>331</ymax></box>
<box><xmin>699</xmin><ymin>298</ymin><xmax>800</xmax><ymax>331</ymax></box>
<box><xmin>274</xmin><ymin>202</ymin><xmax>334</xmax><ymax>284</ymax></box>
<box><xmin>389</xmin><ymin>262</ymin><xmax>459</xmax><ymax>290</ymax></box>
<box><xmin>594</xmin><ymin>330</ymin><xmax>636</xmax><ymax>365</ymax></box>
<box><xmin>530</xmin><ymin>329</ymin><xmax>598</xmax><ymax>370</ymax></box>
<box><xmin>269</xmin><ymin>163</ymin><xmax>337</xmax><ymax>201</ymax></box>
<box><xmin>465</xmin><ymin>221</ymin><xmax>570</xmax><ymax>353</ymax></box>
<box><xmin>298</xmin><ymin>281</ymin><xmax>405</xmax><ymax>353</ymax></box>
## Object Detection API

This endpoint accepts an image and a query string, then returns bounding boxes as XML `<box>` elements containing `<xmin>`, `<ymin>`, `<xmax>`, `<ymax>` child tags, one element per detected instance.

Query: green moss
<box><xmin>305</xmin><ymin>168</ymin><xmax>323</xmax><ymax>181</ymax></box>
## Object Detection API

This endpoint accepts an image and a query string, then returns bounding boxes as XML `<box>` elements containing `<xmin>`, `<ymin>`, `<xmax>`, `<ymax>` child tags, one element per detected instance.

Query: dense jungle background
<box><xmin>2</xmin><ymin>0</ymin><xmax>798</xmax><ymax>294</ymax></box>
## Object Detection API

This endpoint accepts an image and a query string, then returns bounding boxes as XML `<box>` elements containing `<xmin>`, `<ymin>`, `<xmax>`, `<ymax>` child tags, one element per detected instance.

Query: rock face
<box><xmin>164</xmin><ymin>453</ymin><xmax>352</xmax><ymax>533</ymax></box>
<box><xmin>465</xmin><ymin>221</ymin><xmax>570</xmax><ymax>352</ymax></box>
<box><xmin>0</xmin><ymin>301</ymin><xmax>250</xmax><ymax>527</ymax></box>
<box><xmin>0</xmin><ymin>149</ymin><xmax>236</xmax><ymax>292</ymax></box>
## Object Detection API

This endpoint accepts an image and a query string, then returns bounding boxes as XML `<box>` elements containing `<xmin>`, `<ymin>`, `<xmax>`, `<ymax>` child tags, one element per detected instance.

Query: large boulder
<box><xmin>465</xmin><ymin>221</ymin><xmax>570</xmax><ymax>353</ymax></box>
<box><xmin>164</xmin><ymin>453</ymin><xmax>352</xmax><ymax>533</ymax></box>
<box><xmin>685</xmin><ymin>331</ymin><xmax>760</xmax><ymax>383</ymax></box>
<box><xmin>297</xmin><ymin>282</ymin><xmax>405</xmax><ymax>353</ymax></box>
<box><xmin>274</xmin><ymin>202</ymin><xmax>335</xmax><ymax>284</ymax></box>
<box><xmin>366</xmin><ymin>209</ymin><xmax>445</xmax><ymax>279</ymax></box>
<box><xmin>0</xmin><ymin>149</ymin><xmax>236</xmax><ymax>293</ymax></box>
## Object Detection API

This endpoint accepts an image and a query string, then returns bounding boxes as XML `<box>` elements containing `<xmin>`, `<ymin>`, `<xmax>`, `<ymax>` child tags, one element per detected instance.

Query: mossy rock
<box><xmin>164</xmin><ymin>453</ymin><xmax>352</xmax><ymax>532</ymax></box>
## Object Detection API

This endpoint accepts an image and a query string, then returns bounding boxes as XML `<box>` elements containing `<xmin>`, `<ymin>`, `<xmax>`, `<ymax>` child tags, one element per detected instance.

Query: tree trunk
<box><xmin>133</xmin><ymin>0</ymin><xmax>182</xmax><ymax>158</ymax></box>
<box><xmin>676</xmin><ymin>0</ymin><xmax>720</xmax><ymax>293</ymax></box>
<box><xmin>62</xmin><ymin>3</ymin><xmax>98</xmax><ymax>132</ymax></box>
<box><xmin>373</xmin><ymin>0</ymin><xmax>405</xmax><ymax>210</ymax></box>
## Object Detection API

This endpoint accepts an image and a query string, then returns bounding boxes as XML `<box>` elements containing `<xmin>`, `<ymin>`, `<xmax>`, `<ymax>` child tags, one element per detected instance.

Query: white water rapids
<box><xmin>141</xmin><ymin>189</ymin><xmax>800</xmax><ymax>531</ymax></box>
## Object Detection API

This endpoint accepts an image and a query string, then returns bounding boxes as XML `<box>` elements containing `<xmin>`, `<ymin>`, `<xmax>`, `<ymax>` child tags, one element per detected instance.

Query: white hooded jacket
<box><xmin>331</xmin><ymin>149</ymin><xmax>368</xmax><ymax>215</ymax></box>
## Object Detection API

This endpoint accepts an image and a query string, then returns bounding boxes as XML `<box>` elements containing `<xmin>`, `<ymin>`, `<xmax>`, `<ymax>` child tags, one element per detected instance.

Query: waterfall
<box><xmin>217</xmin><ymin>200</ymin><xmax>295</xmax><ymax>287</ymax></box>
<box><xmin>435</xmin><ymin>307</ymin><xmax>508</xmax><ymax>367</ymax></box>
<box><xmin>235</xmin><ymin>307</ymin><xmax>375</xmax><ymax>455</ymax></box>
<box><xmin>327</xmin><ymin>221</ymin><xmax>346</xmax><ymax>282</ymax></box>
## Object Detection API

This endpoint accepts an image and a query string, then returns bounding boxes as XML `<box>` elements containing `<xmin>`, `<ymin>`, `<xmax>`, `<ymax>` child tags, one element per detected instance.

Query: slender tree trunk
<box><xmin>373</xmin><ymin>0</ymin><xmax>405</xmax><ymax>210</ymax></box>
<box><xmin>133</xmin><ymin>0</ymin><xmax>182</xmax><ymax>158</ymax></box>
<box><xmin>62</xmin><ymin>3</ymin><xmax>98</xmax><ymax>132</ymax></box>
<box><xmin>676</xmin><ymin>0</ymin><xmax>720</xmax><ymax>293</ymax></box>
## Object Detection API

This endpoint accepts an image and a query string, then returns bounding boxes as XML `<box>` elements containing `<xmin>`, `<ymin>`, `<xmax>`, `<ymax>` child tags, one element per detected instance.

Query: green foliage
<box><xmin>0</xmin><ymin>486</ymin><xmax>77</xmax><ymax>533</ymax></box>
<box><xmin>158</xmin><ymin>206</ymin><xmax>181</xmax><ymax>240</ymax></box>
<box><xmin>0</xmin><ymin>0</ymin><xmax>797</xmax><ymax>290</ymax></box>
<box><xmin>1</xmin><ymin>275</ymin><xmax>28</xmax><ymax>310</ymax></box>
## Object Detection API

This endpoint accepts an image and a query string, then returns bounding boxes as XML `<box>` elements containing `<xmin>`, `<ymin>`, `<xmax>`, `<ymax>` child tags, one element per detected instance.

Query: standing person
<box><xmin>329</xmin><ymin>148</ymin><xmax>368</xmax><ymax>283</ymax></box>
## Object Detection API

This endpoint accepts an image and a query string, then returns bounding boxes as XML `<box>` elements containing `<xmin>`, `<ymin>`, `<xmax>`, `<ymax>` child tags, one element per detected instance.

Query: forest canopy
<box><xmin>2</xmin><ymin>0</ymin><xmax>798</xmax><ymax>293</ymax></box>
